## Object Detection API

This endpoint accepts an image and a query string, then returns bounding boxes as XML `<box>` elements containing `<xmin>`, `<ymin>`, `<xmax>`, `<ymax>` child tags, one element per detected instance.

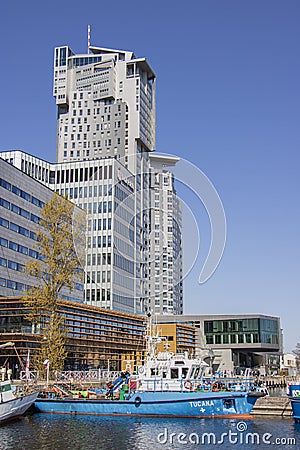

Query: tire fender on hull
<box><xmin>134</xmin><ymin>396</ymin><xmax>141</xmax><ymax>407</ymax></box>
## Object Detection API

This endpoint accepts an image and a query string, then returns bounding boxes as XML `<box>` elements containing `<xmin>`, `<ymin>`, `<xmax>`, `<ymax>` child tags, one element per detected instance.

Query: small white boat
<box><xmin>0</xmin><ymin>380</ymin><xmax>38</xmax><ymax>424</ymax></box>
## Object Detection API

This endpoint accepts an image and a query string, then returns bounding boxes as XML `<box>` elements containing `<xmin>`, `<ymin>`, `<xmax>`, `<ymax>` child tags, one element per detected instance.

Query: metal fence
<box><xmin>19</xmin><ymin>369</ymin><xmax>119</xmax><ymax>383</ymax></box>
<box><xmin>55</xmin><ymin>370</ymin><xmax>119</xmax><ymax>382</ymax></box>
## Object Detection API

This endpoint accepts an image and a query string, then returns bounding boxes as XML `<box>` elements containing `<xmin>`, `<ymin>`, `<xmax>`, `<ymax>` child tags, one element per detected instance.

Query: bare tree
<box><xmin>293</xmin><ymin>343</ymin><xmax>300</xmax><ymax>372</ymax></box>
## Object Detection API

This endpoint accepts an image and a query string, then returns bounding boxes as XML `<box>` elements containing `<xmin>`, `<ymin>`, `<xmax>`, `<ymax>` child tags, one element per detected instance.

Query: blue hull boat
<box><xmin>34</xmin><ymin>316</ymin><xmax>265</xmax><ymax>418</ymax></box>
<box><xmin>288</xmin><ymin>384</ymin><xmax>300</xmax><ymax>422</ymax></box>
<box><xmin>34</xmin><ymin>390</ymin><xmax>261</xmax><ymax>418</ymax></box>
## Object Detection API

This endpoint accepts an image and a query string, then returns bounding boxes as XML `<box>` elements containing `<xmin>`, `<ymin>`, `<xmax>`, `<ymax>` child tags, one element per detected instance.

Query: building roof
<box><xmin>89</xmin><ymin>46</ymin><xmax>134</xmax><ymax>59</ymax></box>
<box><xmin>149</xmin><ymin>153</ymin><xmax>180</xmax><ymax>169</ymax></box>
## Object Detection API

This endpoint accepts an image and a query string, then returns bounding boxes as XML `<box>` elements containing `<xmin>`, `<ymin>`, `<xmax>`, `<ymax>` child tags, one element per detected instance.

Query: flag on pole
<box><xmin>25</xmin><ymin>349</ymin><xmax>30</xmax><ymax>381</ymax></box>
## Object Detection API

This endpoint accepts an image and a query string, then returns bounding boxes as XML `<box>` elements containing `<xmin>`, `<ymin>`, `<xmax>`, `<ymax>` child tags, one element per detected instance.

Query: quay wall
<box><xmin>251</xmin><ymin>396</ymin><xmax>292</xmax><ymax>417</ymax></box>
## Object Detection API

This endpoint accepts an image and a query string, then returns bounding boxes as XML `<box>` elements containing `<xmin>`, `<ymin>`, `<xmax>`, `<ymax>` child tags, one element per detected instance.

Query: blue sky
<box><xmin>1</xmin><ymin>0</ymin><xmax>299</xmax><ymax>351</ymax></box>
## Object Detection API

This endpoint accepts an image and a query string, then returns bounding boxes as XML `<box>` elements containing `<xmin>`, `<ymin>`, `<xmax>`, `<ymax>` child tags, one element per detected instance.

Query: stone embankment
<box><xmin>251</xmin><ymin>396</ymin><xmax>292</xmax><ymax>417</ymax></box>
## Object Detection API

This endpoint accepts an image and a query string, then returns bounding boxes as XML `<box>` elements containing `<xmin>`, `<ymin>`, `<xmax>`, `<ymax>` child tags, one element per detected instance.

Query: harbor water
<box><xmin>1</xmin><ymin>414</ymin><xmax>299</xmax><ymax>450</ymax></box>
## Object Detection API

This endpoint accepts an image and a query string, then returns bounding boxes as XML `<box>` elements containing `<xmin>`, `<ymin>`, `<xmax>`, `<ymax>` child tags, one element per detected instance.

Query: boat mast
<box><xmin>145</xmin><ymin>312</ymin><xmax>159</xmax><ymax>360</ymax></box>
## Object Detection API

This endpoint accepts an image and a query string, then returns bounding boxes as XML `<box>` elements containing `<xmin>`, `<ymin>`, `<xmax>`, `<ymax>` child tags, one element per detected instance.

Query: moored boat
<box><xmin>288</xmin><ymin>383</ymin><xmax>300</xmax><ymax>422</ymax></box>
<box><xmin>34</xmin><ymin>387</ymin><xmax>262</xmax><ymax>418</ymax></box>
<box><xmin>0</xmin><ymin>380</ymin><xmax>39</xmax><ymax>424</ymax></box>
<box><xmin>35</xmin><ymin>339</ymin><xmax>264</xmax><ymax>417</ymax></box>
<box><xmin>34</xmin><ymin>315</ymin><xmax>265</xmax><ymax>418</ymax></box>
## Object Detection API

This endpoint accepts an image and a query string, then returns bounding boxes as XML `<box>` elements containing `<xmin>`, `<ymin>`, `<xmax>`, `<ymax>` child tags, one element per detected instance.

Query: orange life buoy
<box><xmin>184</xmin><ymin>380</ymin><xmax>193</xmax><ymax>390</ymax></box>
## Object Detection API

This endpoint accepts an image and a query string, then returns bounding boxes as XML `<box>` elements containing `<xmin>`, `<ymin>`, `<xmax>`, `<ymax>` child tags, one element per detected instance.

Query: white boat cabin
<box><xmin>136</xmin><ymin>351</ymin><xmax>208</xmax><ymax>392</ymax></box>
<box><xmin>0</xmin><ymin>380</ymin><xmax>15</xmax><ymax>403</ymax></box>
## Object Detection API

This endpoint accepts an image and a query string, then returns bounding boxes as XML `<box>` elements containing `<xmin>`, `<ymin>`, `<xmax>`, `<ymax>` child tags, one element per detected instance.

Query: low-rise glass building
<box><xmin>204</xmin><ymin>317</ymin><xmax>279</xmax><ymax>347</ymax></box>
<box><xmin>0</xmin><ymin>296</ymin><xmax>146</xmax><ymax>372</ymax></box>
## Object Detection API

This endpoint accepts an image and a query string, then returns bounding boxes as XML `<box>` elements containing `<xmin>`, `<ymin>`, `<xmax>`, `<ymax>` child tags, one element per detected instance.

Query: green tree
<box><xmin>24</xmin><ymin>193</ymin><xmax>85</xmax><ymax>375</ymax></box>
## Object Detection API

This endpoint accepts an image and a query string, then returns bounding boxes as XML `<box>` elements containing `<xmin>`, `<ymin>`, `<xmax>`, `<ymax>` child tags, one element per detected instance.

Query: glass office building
<box><xmin>204</xmin><ymin>317</ymin><xmax>279</xmax><ymax>346</ymax></box>
<box><xmin>0</xmin><ymin>158</ymin><xmax>83</xmax><ymax>302</ymax></box>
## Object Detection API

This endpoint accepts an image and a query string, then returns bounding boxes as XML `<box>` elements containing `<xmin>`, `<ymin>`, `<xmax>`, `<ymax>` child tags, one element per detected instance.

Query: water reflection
<box><xmin>0</xmin><ymin>414</ymin><xmax>299</xmax><ymax>450</ymax></box>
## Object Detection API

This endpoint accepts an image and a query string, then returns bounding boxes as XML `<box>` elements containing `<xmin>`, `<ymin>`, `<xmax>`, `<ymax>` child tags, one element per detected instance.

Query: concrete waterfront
<box><xmin>251</xmin><ymin>396</ymin><xmax>293</xmax><ymax>417</ymax></box>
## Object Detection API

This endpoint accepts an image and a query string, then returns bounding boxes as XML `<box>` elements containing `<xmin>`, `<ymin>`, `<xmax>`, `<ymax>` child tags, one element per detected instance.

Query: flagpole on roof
<box><xmin>88</xmin><ymin>24</ymin><xmax>91</xmax><ymax>54</ymax></box>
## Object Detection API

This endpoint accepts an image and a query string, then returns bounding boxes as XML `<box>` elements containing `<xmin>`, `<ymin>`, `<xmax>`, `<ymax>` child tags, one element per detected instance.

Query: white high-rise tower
<box><xmin>53</xmin><ymin>43</ymin><xmax>156</xmax><ymax>312</ymax></box>
<box><xmin>53</xmin><ymin>44</ymin><xmax>156</xmax><ymax>171</ymax></box>
<box><xmin>148</xmin><ymin>154</ymin><xmax>183</xmax><ymax>315</ymax></box>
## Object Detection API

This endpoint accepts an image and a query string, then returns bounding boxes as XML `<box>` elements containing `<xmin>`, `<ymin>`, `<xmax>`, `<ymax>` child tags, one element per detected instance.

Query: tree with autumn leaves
<box><xmin>24</xmin><ymin>193</ymin><xmax>85</xmax><ymax>377</ymax></box>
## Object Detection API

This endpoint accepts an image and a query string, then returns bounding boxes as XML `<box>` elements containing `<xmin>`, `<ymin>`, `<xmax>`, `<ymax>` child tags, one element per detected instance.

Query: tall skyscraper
<box><xmin>53</xmin><ymin>43</ymin><xmax>156</xmax><ymax>312</ymax></box>
<box><xmin>1</xmin><ymin>39</ymin><xmax>183</xmax><ymax>316</ymax></box>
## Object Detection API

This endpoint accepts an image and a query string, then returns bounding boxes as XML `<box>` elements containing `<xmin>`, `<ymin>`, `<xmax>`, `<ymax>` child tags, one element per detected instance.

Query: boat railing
<box><xmin>138</xmin><ymin>377</ymin><xmax>185</xmax><ymax>392</ymax></box>
<box><xmin>137</xmin><ymin>376</ymin><xmax>258</xmax><ymax>393</ymax></box>
<box><xmin>203</xmin><ymin>376</ymin><xmax>257</xmax><ymax>392</ymax></box>
<box><xmin>138</xmin><ymin>377</ymin><xmax>207</xmax><ymax>392</ymax></box>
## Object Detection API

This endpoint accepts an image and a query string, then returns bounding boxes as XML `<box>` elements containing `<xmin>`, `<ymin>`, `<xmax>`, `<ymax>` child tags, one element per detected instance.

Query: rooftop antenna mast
<box><xmin>87</xmin><ymin>24</ymin><xmax>91</xmax><ymax>54</ymax></box>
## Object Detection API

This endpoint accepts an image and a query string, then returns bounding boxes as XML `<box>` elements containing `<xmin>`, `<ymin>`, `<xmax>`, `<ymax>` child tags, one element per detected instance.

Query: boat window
<box><xmin>0</xmin><ymin>383</ymin><xmax>11</xmax><ymax>393</ymax></box>
<box><xmin>170</xmin><ymin>368</ymin><xmax>179</xmax><ymax>379</ymax></box>
<box><xmin>194</xmin><ymin>367</ymin><xmax>200</xmax><ymax>379</ymax></box>
<box><xmin>223</xmin><ymin>399</ymin><xmax>236</xmax><ymax>412</ymax></box>
<box><xmin>181</xmin><ymin>368</ymin><xmax>189</xmax><ymax>379</ymax></box>
<box><xmin>174</xmin><ymin>360</ymin><xmax>184</xmax><ymax>365</ymax></box>
<box><xmin>150</xmin><ymin>368</ymin><xmax>159</xmax><ymax>376</ymax></box>
<box><xmin>190</xmin><ymin>366</ymin><xmax>196</xmax><ymax>379</ymax></box>
<box><xmin>162</xmin><ymin>371</ymin><xmax>167</xmax><ymax>378</ymax></box>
